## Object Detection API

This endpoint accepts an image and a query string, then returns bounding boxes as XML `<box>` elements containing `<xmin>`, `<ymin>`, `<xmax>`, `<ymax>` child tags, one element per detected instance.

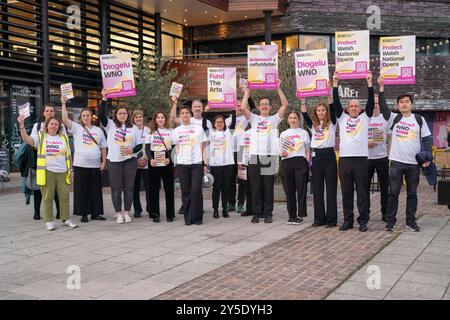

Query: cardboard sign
<box><xmin>295</xmin><ymin>49</ymin><xmax>330</xmax><ymax>98</ymax></box>
<box><xmin>170</xmin><ymin>82</ymin><xmax>183</xmax><ymax>98</ymax></box>
<box><xmin>247</xmin><ymin>45</ymin><xmax>278</xmax><ymax>90</ymax></box>
<box><xmin>207</xmin><ymin>67</ymin><xmax>237</xmax><ymax>109</ymax></box>
<box><xmin>18</xmin><ymin>102</ymin><xmax>30</xmax><ymax>119</ymax></box>
<box><xmin>335</xmin><ymin>30</ymin><xmax>370</xmax><ymax>79</ymax></box>
<box><xmin>100</xmin><ymin>52</ymin><xmax>136</xmax><ymax>98</ymax></box>
<box><xmin>380</xmin><ymin>35</ymin><xmax>416</xmax><ymax>85</ymax></box>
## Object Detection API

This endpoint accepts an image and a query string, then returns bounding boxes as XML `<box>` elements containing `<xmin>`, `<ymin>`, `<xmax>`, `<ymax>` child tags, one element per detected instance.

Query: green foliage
<box><xmin>124</xmin><ymin>55</ymin><xmax>191</xmax><ymax>119</ymax></box>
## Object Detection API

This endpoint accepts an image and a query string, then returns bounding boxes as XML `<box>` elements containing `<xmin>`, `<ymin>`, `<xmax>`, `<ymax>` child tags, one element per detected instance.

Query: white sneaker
<box><xmin>46</xmin><ymin>221</ymin><xmax>56</xmax><ymax>231</ymax></box>
<box><xmin>116</xmin><ymin>214</ymin><xmax>125</xmax><ymax>224</ymax></box>
<box><xmin>63</xmin><ymin>220</ymin><xmax>77</xmax><ymax>228</ymax></box>
<box><xmin>123</xmin><ymin>213</ymin><xmax>132</xmax><ymax>223</ymax></box>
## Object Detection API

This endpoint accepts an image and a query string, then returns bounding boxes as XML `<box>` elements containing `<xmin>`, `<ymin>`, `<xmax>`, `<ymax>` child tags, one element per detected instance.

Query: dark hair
<box><xmin>396</xmin><ymin>94</ymin><xmax>414</xmax><ymax>104</ymax></box>
<box><xmin>287</xmin><ymin>110</ymin><xmax>300</xmax><ymax>120</ymax></box>
<box><xmin>151</xmin><ymin>110</ymin><xmax>170</xmax><ymax>133</ymax></box>
<box><xmin>44</xmin><ymin>117</ymin><xmax>62</xmax><ymax>134</ymax></box>
<box><xmin>259</xmin><ymin>97</ymin><xmax>272</xmax><ymax>106</ymax></box>
<box><xmin>212</xmin><ymin>115</ymin><xmax>226</xmax><ymax>130</ymax></box>
<box><xmin>112</xmin><ymin>107</ymin><xmax>133</xmax><ymax>128</ymax></box>
<box><xmin>41</xmin><ymin>103</ymin><xmax>56</xmax><ymax>121</ymax></box>
<box><xmin>179</xmin><ymin>105</ymin><xmax>192</xmax><ymax>115</ymax></box>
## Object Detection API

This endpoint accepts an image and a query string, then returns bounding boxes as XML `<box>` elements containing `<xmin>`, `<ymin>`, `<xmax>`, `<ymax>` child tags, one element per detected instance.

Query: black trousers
<box><xmin>367</xmin><ymin>157</ymin><xmax>389</xmax><ymax>218</ymax></box>
<box><xmin>34</xmin><ymin>189</ymin><xmax>60</xmax><ymax>217</ymax></box>
<box><xmin>339</xmin><ymin>157</ymin><xmax>369</xmax><ymax>225</ymax></box>
<box><xmin>242</xmin><ymin>165</ymin><xmax>253</xmax><ymax>213</ymax></box>
<box><xmin>229</xmin><ymin>152</ymin><xmax>246</xmax><ymax>206</ymax></box>
<box><xmin>282</xmin><ymin>157</ymin><xmax>309</xmax><ymax>219</ymax></box>
<box><xmin>312</xmin><ymin>148</ymin><xmax>338</xmax><ymax>226</ymax></box>
<box><xmin>248</xmin><ymin>155</ymin><xmax>276</xmax><ymax>218</ymax></box>
<box><xmin>386</xmin><ymin>160</ymin><xmax>420</xmax><ymax>225</ymax></box>
<box><xmin>133</xmin><ymin>168</ymin><xmax>150</xmax><ymax>214</ymax></box>
<box><xmin>73</xmin><ymin>166</ymin><xmax>104</xmax><ymax>217</ymax></box>
<box><xmin>149</xmin><ymin>164</ymin><xmax>175</xmax><ymax>220</ymax></box>
<box><xmin>178</xmin><ymin>164</ymin><xmax>204</xmax><ymax>225</ymax></box>
<box><xmin>211</xmin><ymin>165</ymin><xmax>233</xmax><ymax>212</ymax></box>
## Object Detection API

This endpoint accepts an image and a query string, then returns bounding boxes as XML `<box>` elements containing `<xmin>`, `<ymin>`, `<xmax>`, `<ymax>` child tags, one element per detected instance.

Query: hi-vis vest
<box><xmin>36</xmin><ymin>132</ymin><xmax>71</xmax><ymax>186</ymax></box>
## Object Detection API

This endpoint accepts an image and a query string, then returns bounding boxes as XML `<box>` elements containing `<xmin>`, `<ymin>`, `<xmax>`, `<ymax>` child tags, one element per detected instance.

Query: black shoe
<box><xmin>185</xmin><ymin>221</ymin><xmax>192</xmax><ymax>226</ymax></box>
<box><xmin>339</xmin><ymin>222</ymin><xmax>353</xmax><ymax>231</ymax></box>
<box><xmin>222</xmin><ymin>211</ymin><xmax>230</xmax><ymax>218</ymax></box>
<box><xmin>178</xmin><ymin>208</ymin><xmax>184</xmax><ymax>215</ymax></box>
<box><xmin>194</xmin><ymin>220</ymin><xmax>202</xmax><ymax>225</ymax></box>
<box><xmin>81</xmin><ymin>216</ymin><xmax>89</xmax><ymax>223</ymax></box>
<box><xmin>56</xmin><ymin>213</ymin><xmax>60</xmax><ymax>220</ymax></box>
<box><xmin>213</xmin><ymin>211</ymin><xmax>219</xmax><ymax>219</ymax></box>
<box><xmin>251</xmin><ymin>216</ymin><xmax>259</xmax><ymax>223</ymax></box>
<box><xmin>406</xmin><ymin>221</ymin><xmax>420</xmax><ymax>232</ymax></box>
<box><xmin>167</xmin><ymin>217</ymin><xmax>174</xmax><ymax>222</ymax></box>
<box><xmin>312</xmin><ymin>223</ymin><xmax>325</xmax><ymax>227</ymax></box>
<box><xmin>291</xmin><ymin>217</ymin><xmax>303</xmax><ymax>225</ymax></box>
<box><xmin>33</xmin><ymin>214</ymin><xmax>41</xmax><ymax>220</ymax></box>
<box><xmin>153</xmin><ymin>217</ymin><xmax>160</xmax><ymax>223</ymax></box>
<box><xmin>359</xmin><ymin>224</ymin><xmax>368</xmax><ymax>232</ymax></box>
<box><xmin>241</xmin><ymin>211</ymin><xmax>252</xmax><ymax>216</ymax></box>
<box><xmin>385</xmin><ymin>223</ymin><xmax>396</xmax><ymax>231</ymax></box>
<box><xmin>134</xmin><ymin>212</ymin><xmax>142</xmax><ymax>218</ymax></box>
<box><xmin>264</xmin><ymin>216</ymin><xmax>273</xmax><ymax>224</ymax></box>
<box><xmin>91</xmin><ymin>215</ymin><xmax>106</xmax><ymax>221</ymax></box>
<box><xmin>228</xmin><ymin>204</ymin><xmax>236</xmax><ymax>212</ymax></box>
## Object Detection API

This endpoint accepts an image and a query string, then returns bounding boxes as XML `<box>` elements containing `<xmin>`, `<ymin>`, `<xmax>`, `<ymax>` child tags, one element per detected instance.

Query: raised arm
<box><xmin>332</xmin><ymin>72</ymin><xmax>343</xmax><ymax>118</ymax></box>
<box><xmin>17</xmin><ymin>115</ymin><xmax>35</xmax><ymax>146</ymax></box>
<box><xmin>328</xmin><ymin>88</ymin><xmax>337</xmax><ymax>125</ymax></box>
<box><xmin>169</xmin><ymin>96</ymin><xmax>181</xmax><ymax>127</ymax></box>
<box><xmin>365</xmin><ymin>71</ymin><xmax>375</xmax><ymax>118</ymax></box>
<box><xmin>61</xmin><ymin>95</ymin><xmax>73</xmax><ymax>130</ymax></box>
<box><xmin>240</xmin><ymin>85</ymin><xmax>252</xmax><ymax>120</ymax></box>
<box><xmin>378</xmin><ymin>76</ymin><xmax>392</xmax><ymax>121</ymax></box>
<box><xmin>98</xmin><ymin>88</ymin><xmax>109</xmax><ymax>127</ymax></box>
<box><xmin>300</xmin><ymin>98</ymin><xmax>313</xmax><ymax>129</ymax></box>
<box><xmin>277</xmin><ymin>84</ymin><xmax>288</xmax><ymax>119</ymax></box>
<box><xmin>229</xmin><ymin>111</ymin><xmax>237</xmax><ymax>130</ymax></box>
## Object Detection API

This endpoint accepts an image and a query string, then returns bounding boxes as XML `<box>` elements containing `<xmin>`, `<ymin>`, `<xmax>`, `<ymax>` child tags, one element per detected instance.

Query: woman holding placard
<box><xmin>208</xmin><ymin>113</ymin><xmax>236</xmax><ymax>219</ymax></box>
<box><xmin>300</xmin><ymin>93</ymin><xmax>338</xmax><ymax>228</ymax></box>
<box><xmin>172</xmin><ymin>106</ymin><xmax>208</xmax><ymax>225</ymax></box>
<box><xmin>148</xmin><ymin>110</ymin><xmax>175</xmax><ymax>223</ymax></box>
<box><xmin>279</xmin><ymin>111</ymin><xmax>311</xmax><ymax>225</ymax></box>
<box><xmin>61</xmin><ymin>95</ymin><xmax>107</xmax><ymax>223</ymax></box>
<box><xmin>131</xmin><ymin>110</ymin><xmax>151</xmax><ymax>219</ymax></box>
<box><xmin>98</xmin><ymin>89</ymin><xmax>141</xmax><ymax>224</ymax></box>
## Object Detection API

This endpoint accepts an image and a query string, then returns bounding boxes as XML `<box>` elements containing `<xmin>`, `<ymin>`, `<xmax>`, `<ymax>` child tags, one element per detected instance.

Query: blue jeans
<box><xmin>386</xmin><ymin>160</ymin><xmax>420</xmax><ymax>225</ymax></box>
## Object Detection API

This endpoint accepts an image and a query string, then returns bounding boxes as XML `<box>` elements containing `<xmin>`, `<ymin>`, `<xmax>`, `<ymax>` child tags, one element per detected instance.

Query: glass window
<box><xmin>286</xmin><ymin>35</ymin><xmax>299</xmax><ymax>52</ymax></box>
<box><xmin>416</xmin><ymin>38</ymin><xmax>449</xmax><ymax>56</ymax></box>
<box><xmin>298</xmin><ymin>35</ymin><xmax>330</xmax><ymax>51</ymax></box>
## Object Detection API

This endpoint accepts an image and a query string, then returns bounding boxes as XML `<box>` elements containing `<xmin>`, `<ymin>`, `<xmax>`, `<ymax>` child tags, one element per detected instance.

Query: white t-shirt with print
<box><xmin>105</xmin><ymin>119</ymin><xmax>140</xmax><ymax>162</ymax></box>
<box><xmin>209</xmin><ymin>129</ymin><xmax>235</xmax><ymax>167</ymax></box>
<box><xmin>337</xmin><ymin>112</ymin><xmax>370</xmax><ymax>157</ymax></box>
<box><xmin>190</xmin><ymin>117</ymin><xmax>212</xmax><ymax>131</ymax></box>
<box><xmin>389</xmin><ymin>114</ymin><xmax>431</xmax><ymax>165</ymax></box>
<box><xmin>248</xmin><ymin>113</ymin><xmax>282</xmax><ymax>156</ymax></box>
<box><xmin>309</xmin><ymin>122</ymin><xmax>336</xmax><ymax>150</ymax></box>
<box><xmin>148</xmin><ymin>128</ymin><xmax>173</xmax><ymax>152</ymax></box>
<box><xmin>368</xmin><ymin>113</ymin><xmax>396</xmax><ymax>160</ymax></box>
<box><xmin>172</xmin><ymin>124</ymin><xmax>207</xmax><ymax>165</ymax></box>
<box><xmin>225</xmin><ymin>115</ymin><xmax>248</xmax><ymax>153</ymax></box>
<box><xmin>31</xmin><ymin>133</ymin><xmax>70</xmax><ymax>173</ymax></box>
<box><xmin>70</xmin><ymin>123</ymin><xmax>106</xmax><ymax>168</ymax></box>
<box><xmin>279</xmin><ymin>128</ymin><xmax>310</xmax><ymax>160</ymax></box>
<box><xmin>134</xmin><ymin>126</ymin><xmax>150</xmax><ymax>169</ymax></box>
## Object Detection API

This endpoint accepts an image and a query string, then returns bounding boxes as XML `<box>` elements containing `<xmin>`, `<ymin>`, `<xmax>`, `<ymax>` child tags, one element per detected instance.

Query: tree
<box><xmin>124</xmin><ymin>55</ymin><xmax>191</xmax><ymax>119</ymax></box>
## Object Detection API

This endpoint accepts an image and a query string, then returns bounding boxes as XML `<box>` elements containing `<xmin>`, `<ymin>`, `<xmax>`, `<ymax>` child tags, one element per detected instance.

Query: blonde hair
<box><xmin>132</xmin><ymin>110</ymin><xmax>145</xmax><ymax>125</ymax></box>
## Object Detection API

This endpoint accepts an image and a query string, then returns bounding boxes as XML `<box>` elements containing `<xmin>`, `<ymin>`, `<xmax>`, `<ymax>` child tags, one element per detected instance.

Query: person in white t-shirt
<box><xmin>98</xmin><ymin>89</ymin><xmax>141</xmax><ymax>224</ymax></box>
<box><xmin>239</xmin><ymin>82</ymin><xmax>288</xmax><ymax>224</ymax></box>
<box><xmin>333</xmin><ymin>71</ymin><xmax>375</xmax><ymax>232</ymax></box>
<box><xmin>280</xmin><ymin>111</ymin><xmax>311</xmax><ymax>225</ymax></box>
<box><xmin>379</xmin><ymin>83</ymin><xmax>433</xmax><ymax>232</ymax></box>
<box><xmin>366</xmin><ymin>77</ymin><xmax>397</xmax><ymax>223</ymax></box>
<box><xmin>61</xmin><ymin>95</ymin><xmax>107</xmax><ymax>223</ymax></box>
<box><xmin>237</xmin><ymin>124</ymin><xmax>253</xmax><ymax>217</ymax></box>
<box><xmin>148</xmin><ymin>110</ymin><xmax>174</xmax><ymax>223</ymax></box>
<box><xmin>208</xmin><ymin>113</ymin><xmax>236</xmax><ymax>219</ymax></box>
<box><xmin>301</xmin><ymin>91</ymin><xmax>338</xmax><ymax>228</ymax></box>
<box><xmin>18</xmin><ymin>115</ymin><xmax>77</xmax><ymax>231</ymax></box>
<box><xmin>30</xmin><ymin>103</ymin><xmax>67</xmax><ymax>220</ymax></box>
<box><xmin>172</xmin><ymin>106</ymin><xmax>208</xmax><ymax>225</ymax></box>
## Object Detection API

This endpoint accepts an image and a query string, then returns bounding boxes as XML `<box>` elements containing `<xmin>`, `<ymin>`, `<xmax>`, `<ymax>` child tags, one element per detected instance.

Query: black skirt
<box><xmin>73</xmin><ymin>166</ymin><xmax>104</xmax><ymax>216</ymax></box>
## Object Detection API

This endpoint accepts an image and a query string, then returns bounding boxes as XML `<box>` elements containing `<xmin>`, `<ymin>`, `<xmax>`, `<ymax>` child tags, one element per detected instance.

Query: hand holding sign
<box><xmin>169</xmin><ymin>82</ymin><xmax>183</xmax><ymax>99</ymax></box>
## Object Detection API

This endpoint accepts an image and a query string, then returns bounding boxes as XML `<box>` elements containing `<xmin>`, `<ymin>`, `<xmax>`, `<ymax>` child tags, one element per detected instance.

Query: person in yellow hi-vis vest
<box><xmin>18</xmin><ymin>115</ymin><xmax>77</xmax><ymax>231</ymax></box>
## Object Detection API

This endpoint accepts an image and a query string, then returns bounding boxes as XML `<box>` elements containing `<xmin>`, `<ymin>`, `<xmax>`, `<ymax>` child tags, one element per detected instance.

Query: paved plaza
<box><xmin>0</xmin><ymin>175</ymin><xmax>449</xmax><ymax>300</ymax></box>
